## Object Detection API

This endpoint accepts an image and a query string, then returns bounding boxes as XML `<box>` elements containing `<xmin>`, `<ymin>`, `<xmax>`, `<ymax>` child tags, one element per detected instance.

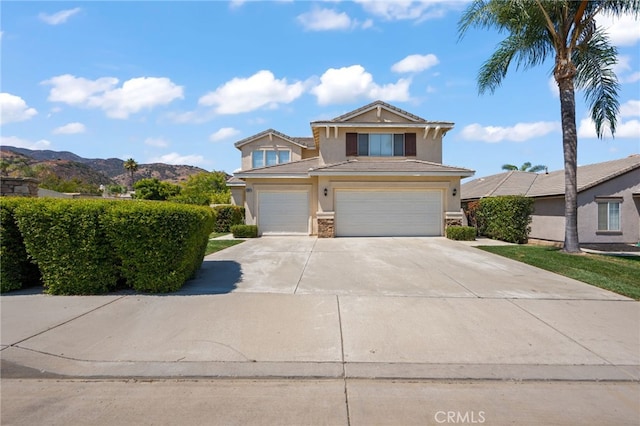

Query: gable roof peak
<box><xmin>328</xmin><ymin>100</ymin><xmax>429</xmax><ymax>123</ymax></box>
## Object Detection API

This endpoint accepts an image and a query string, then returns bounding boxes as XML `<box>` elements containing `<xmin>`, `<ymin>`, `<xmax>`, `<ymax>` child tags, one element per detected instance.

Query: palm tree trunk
<box><xmin>557</xmin><ymin>75</ymin><xmax>580</xmax><ymax>253</ymax></box>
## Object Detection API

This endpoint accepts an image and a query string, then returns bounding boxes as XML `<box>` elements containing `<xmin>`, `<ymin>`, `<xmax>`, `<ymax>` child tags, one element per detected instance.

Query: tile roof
<box><xmin>461</xmin><ymin>155</ymin><xmax>640</xmax><ymax>200</ymax></box>
<box><xmin>234</xmin><ymin>157</ymin><xmax>321</xmax><ymax>177</ymax></box>
<box><xmin>310</xmin><ymin>159</ymin><xmax>474</xmax><ymax>176</ymax></box>
<box><xmin>234</xmin><ymin>129</ymin><xmax>315</xmax><ymax>149</ymax></box>
<box><xmin>234</xmin><ymin>158</ymin><xmax>474</xmax><ymax>178</ymax></box>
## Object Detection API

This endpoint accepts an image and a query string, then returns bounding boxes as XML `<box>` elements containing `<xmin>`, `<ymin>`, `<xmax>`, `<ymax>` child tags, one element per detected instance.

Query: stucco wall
<box><xmin>529</xmin><ymin>170</ymin><xmax>640</xmax><ymax>244</ymax></box>
<box><xmin>240</xmin><ymin>135</ymin><xmax>303</xmax><ymax>171</ymax></box>
<box><xmin>577</xmin><ymin>170</ymin><xmax>640</xmax><ymax>244</ymax></box>
<box><xmin>229</xmin><ymin>186</ymin><xmax>245</xmax><ymax>206</ymax></box>
<box><xmin>344</xmin><ymin>108</ymin><xmax>415</xmax><ymax>123</ymax></box>
<box><xmin>317</xmin><ymin>126</ymin><xmax>443</xmax><ymax>165</ymax></box>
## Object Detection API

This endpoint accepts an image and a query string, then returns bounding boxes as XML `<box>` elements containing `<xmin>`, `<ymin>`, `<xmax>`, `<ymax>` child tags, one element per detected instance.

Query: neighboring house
<box><xmin>461</xmin><ymin>155</ymin><xmax>640</xmax><ymax>244</ymax></box>
<box><xmin>228</xmin><ymin>100</ymin><xmax>474</xmax><ymax>237</ymax></box>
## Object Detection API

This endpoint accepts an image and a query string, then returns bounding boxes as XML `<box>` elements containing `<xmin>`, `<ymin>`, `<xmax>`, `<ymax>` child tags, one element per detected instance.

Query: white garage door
<box><xmin>335</xmin><ymin>190</ymin><xmax>442</xmax><ymax>237</ymax></box>
<box><xmin>258</xmin><ymin>191</ymin><xmax>309</xmax><ymax>235</ymax></box>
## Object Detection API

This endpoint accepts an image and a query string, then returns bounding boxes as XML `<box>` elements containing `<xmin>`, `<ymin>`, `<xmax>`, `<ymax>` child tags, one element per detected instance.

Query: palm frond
<box><xmin>574</xmin><ymin>30</ymin><xmax>620</xmax><ymax>138</ymax></box>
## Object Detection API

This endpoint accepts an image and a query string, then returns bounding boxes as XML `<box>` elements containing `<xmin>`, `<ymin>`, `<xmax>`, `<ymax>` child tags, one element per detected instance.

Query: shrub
<box><xmin>133</xmin><ymin>178</ymin><xmax>181</xmax><ymax>201</ymax></box>
<box><xmin>14</xmin><ymin>199</ymin><xmax>119</xmax><ymax>295</ymax></box>
<box><xmin>446</xmin><ymin>226</ymin><xmax>476</xmax><ymax>241</ymax></box>
<box><xmin>101</xmin><ymin>201</ymin><xmax>215</xmax><ymax>293</ymax></box>
<box><xmin>213</xmin><ymin>205</ymin><xmax>245</xmax><ymax>233</ymax></box>
<box><xmin>0</xmin><ymin>198</ymin><xmax>41</xmax><ymax>292</ymax></box>
<box><xmin>476</xmin><ymin>196</ymin><xmax>534</xmax><ymax>244</ymax></box>
<box><xmin>231</xmin><ymin>225</ymin><xmax>258</xmax><ymax>238</ymax></box>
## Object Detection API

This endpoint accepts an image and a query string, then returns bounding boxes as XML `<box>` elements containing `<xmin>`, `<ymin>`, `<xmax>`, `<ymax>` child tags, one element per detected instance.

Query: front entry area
<box><xmin>334</xmin><ymin>190</ymin><xmax>442</xmax><ymax>237</ymax></box>
<box><xmin>258</xmin><ymin>190</ymin><xmax>310</xmax><ymax>235</ymax></box>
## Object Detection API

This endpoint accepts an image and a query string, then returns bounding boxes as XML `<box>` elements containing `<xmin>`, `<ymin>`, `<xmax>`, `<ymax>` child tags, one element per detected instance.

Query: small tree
<box><xmin>170</xmin><ymin>171</ymin><xmax>230</xmax><ymax>205</ymax></box>
<box><xmin>123</xmin><ymin>158</ymin><xmax>139</xmax><ymax>190</ymax></box>
<box><xmin>133</xmin><ymin>178</ymin><xmax>181</xmax><ymax>201</ymax></box>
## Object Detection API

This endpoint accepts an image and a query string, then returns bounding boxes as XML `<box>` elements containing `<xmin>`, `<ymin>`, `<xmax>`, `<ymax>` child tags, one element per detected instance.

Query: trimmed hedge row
<box><xmin>0</xmin><ymin>198</ymin><xmax>41</xmax><ymax>292</ymax></box>
<box><xmin>231</xmin><ymin>224</ymin><xmax>258</xmax><ymax>238</ymax></box>
<box><xmin>445</xmin><ymin>226</ymin><xmax>476</xmax><ymax>241</ymax></box>
<box><xmin>1</xmin><ymin>198</ymin><xmax>215</xmax><ymax>294</ymax></box>
<box><xmin>474</xmin><ymin>195</ymin><xmax>534</xmax><ymax>244</ymax></box>
<box><xmin>212</xmin><ymin>205</ymin><xmax>245</xmax><ymax>233</ymax></box>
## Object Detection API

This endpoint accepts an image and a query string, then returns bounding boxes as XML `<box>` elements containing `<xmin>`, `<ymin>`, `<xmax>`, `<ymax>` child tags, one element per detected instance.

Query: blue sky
<box><xmin>2</xmin><ymin>1</ymin><xmax>639</xmax><ymax>180</ymax></box>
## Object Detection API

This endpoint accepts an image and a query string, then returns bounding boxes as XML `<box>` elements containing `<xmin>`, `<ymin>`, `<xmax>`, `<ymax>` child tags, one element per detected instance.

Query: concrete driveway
<box><xmin>189</xmin><ymin>236</ymin><xmax>628</xmax><ymax>299</ymax></box>
<box><xmin>2</xmin><ymin>237</ymin><xmax>639</xmax><ymax>425</ymax></box>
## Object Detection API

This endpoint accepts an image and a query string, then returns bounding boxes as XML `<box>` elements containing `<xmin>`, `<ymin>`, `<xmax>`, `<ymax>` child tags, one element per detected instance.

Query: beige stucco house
<box><xmin>228</xmin><ymin>101</ymin><xmax>474</xmax><ymax>237</ymax></box>
<box><xmin>461</xmin><ymin>155</ymin><xmax>640</xmax><ymax>244</ymax></box>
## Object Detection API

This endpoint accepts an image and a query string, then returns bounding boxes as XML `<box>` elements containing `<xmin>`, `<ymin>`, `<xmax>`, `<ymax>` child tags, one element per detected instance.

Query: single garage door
<box><xmin>335</xmin><ymin>190</ymin><xmax>442</xmax><ymax>237</ymax></box>
<box><xmin>258</xmin><ymin>191</ymin><xmax>309</xmax><ymax>234</ymax></box>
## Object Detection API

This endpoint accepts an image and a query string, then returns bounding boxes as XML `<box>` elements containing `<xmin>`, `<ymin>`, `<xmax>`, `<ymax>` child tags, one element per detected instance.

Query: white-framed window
<box><xmin>597</xmin><ymin>200</ymin><xmax>621</xmax><ymax>231</ymax></box>
<box><xmin>357</xmin><ymin>133</ymin><xmax>405</xmax><ymax>157</ymax></box>
<box><xmin>252</xmin><ymin>149</ymin><xmax>291</xmax><ymax>169</ymax></box>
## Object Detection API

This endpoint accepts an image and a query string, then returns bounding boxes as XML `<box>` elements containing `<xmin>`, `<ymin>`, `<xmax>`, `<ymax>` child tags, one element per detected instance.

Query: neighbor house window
<box><xmin>346</xmin><ymin>133</ymin><xmax>416</xmax><ymax>157</ymax></box>
<box><xmin>252</xmin><ymin>150</ymin><xmax>291</xmax><ymax>168</ymax></box>
<box><xmin>597</xmin><ymin>200</ymin><xmax>621</xmax><ymax>231</ymax></box>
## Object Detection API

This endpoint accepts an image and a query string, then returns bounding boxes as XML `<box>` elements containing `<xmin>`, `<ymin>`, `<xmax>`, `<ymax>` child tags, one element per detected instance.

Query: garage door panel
<box><xmin>335</xmin><ymin>190</ymin><xmax>441</xmax><ymax>237</ymax></box>
<box><xmin>259</xmin><ymin>191</ymin><xmax>309</xmax><ymax>234</ymax></box>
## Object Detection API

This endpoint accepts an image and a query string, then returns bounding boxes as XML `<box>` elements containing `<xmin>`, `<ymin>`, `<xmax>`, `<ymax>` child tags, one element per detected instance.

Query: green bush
<box><xmin>231</xmin><ymin>225</ymin><xmax>258</xmax><ymax>238</ymax></box>
<box><xmin>101</xmin><ymin>201</ymin><xmax>215</xmax><ymax>293</ymax></box>
<box><xmin>446</xmin><ymin>226</ymin><xmax>476</xmax><ymax>241</ymax></box>
<box><xmin>14</xmin><ymin>199</ymin><xmax>119</xmax><ymax>295</ymax></box>
<box><xmin>476</xmin><ymin>196</ymin><xmax>534</xmax><ymax>244</ymax></box>
<box><xmin>213</xmin><ymin>205</ymin><xmax>245</xmax><ymax>233</ymax></box>
<box><xmin>0</xmin><ymin>198</ymin><xmax>41</xmax><ymax>292</ymax></box>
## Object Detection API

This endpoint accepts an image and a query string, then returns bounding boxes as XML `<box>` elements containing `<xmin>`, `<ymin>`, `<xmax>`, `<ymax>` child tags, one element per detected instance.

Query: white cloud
<box><xmin>229</xmin><ymin>0</ymin><xmax>245</xmax><ymax>9</ymax></box>
<box><xmin>297</xmin><ymin>8</ymin><xmax>353</xmax><ymax>31</ymax></box>
<box><xmin>210</xmin><ymin>127</ymin><xmax>240</xmax><ymax>142</ymax></box>
<box><xmin>578</xmin><ymin>116</ymin><xmax>640</xmax><ymax>139</ymax></box>
<box><xmin>311</xmin><ymin>65</ymin><xmax>411</xmax><ymax>105</ymax></box>
<box><xmin>392</xmin><ymin>54</ymin><xmax>439</xmax><ymax>73</ymax></box>
<box><xmin>598</xmin><ymin>13</ymin><xmax>640</xmax><ymax>46</ymax></box>
<box><xmin>39</xmin><ymin>8</ymin><xmax>81</xmax><ymax>25</ymax></box>
<box><xmin>42</xmin><ymin>74</ymin><xmax>184</xmax><ymax>119</ymax></box>
<box><xmin>144</xmin><ymin>137</ymin><xmax>169</xmax><ymax>148</ymax></box>
<box><xmin>148</xmin><ymin>152</ymin><xmax>206</xmax><ymax>166</ymax></box>
<box><xmin>0</xmin><ymin>93</ymin><xmax>38</xmax><ymax>125</ymax></box>
<box><xmin>199</xmin><ymin>70</ymin><xmax>304</xmax><ymax>114</ymax></box>
<box><xmin>52</xmin><ymin>122</ymin><xmax>85</xmax><ymax>134</ymax></box>
<box><xmin>354</xmin><ymin>0</ymin><xmax>456</xmax><ymax>22</ymax></box>
<box><xmin>620</xmin><ymin>100</ymin><xmax>640</xmax><ymax>117</ymax></box>
<box><xmin>460</xmin><ymin>121</ymin><xmax>560</xmax><ymax>143</ymax></box>
<box><xmin>621</xmin><ymin>72</ymin><xmax>640</xmax><ymax>84</ymax></box>
<box><xmin>1</xmin><ymin>135</ymin><xmax>51</xmax><ymax>150</ymax></box>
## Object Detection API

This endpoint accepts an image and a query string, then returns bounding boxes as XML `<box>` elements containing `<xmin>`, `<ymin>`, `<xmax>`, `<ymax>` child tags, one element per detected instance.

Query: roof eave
<box><xmin>309</xmin><ymin>170</ymin><xmax>474</xmax><ymax>177</ymax></box>
<box><xmin>233</xmin><ymin>173</ymin><xmax>312</xmax><ymax>179</ymax></box>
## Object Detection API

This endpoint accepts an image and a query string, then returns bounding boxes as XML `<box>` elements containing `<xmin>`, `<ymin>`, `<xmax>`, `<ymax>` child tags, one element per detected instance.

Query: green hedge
<box><xmin>0</xmin><ymin>198</ymin><xmax>41</xmax><ymax>292</ymax></box>
<box><xmin>475</xmin><ymin>196</ymin><xmax>534</xmax><ymax>244</ymax></box>
<box><xmin>4</xmin><ymin>198</ymin><xmax>215</xmax><ymax>295</ymax></box>
<box><xmin>231</xmin><ymin>224</ymin><xmax>258</xmax><ymax>238</ymax></box>
<box><xmin>445</xmin><ymin>226</ymin><xmax>476</xmax><ymax>241</ymax></box>
<box><xmin>213</xmin><ymin>205</ymin><xmax>245</xmax><ymax>233</ymax></box>
<box><xmin>101</xmin><ymin>202</ymin><xmax>215</xmax><ymax>293</ymax></box>
<box><xmin>14</xmin><ymin>199</ymin><xmax>119</xmax><ymax>295</ymax></box>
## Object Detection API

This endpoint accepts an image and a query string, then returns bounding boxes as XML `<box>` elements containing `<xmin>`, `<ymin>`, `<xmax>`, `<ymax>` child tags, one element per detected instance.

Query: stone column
<box><xmin>317</xmin><ymin>212</ymin><xmax>335</xmax><ymax>238</ymax></box>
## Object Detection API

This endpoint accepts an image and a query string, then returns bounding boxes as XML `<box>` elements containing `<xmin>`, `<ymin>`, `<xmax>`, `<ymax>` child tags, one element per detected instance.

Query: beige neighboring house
<box><xmin>461</xmin><ymin>155</ymin><xmax>640</xmax><ymax>244</ymax></box>
<box><xmin>228</xmin><ymin>100</ymin><xmax>475</xmax><ymax>237</ymax></box>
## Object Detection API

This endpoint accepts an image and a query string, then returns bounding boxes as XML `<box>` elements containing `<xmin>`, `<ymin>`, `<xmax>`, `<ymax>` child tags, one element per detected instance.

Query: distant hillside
<box><xmin>1</xmin><ymin>146</ymin><xmax>209</xmax><ymax>185</ymax></box>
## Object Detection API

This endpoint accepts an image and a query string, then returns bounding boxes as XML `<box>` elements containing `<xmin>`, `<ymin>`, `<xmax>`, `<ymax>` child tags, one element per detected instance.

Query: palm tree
<box><xmin>123</xmin><ymin>158</ymin><xmax>139</xmax><ymax>190</ymax></box>
<box><xmin>502</xmin><ymin>162</ymin><xmax>547</xmax><ymax>173</ymax></box>
<box><xmin>459</xmin><ymin>0</ymin><xmax>638</xmax><ymax>253</ymax></box>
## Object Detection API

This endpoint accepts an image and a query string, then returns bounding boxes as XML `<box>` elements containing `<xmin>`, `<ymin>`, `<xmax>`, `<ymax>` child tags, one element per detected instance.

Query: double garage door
<box><xmin>257</xmin><ymin>189</ymin><xmax>443</xmax><ymax>237</ymax></box>
<box><xmin>335</xmin><ymin>190</ymin><xmax>442</xmax><ymax>237</ymax></box>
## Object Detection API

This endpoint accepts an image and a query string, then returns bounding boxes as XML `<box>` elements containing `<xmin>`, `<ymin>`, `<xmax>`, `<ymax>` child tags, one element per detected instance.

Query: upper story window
<box><xmin>252</xmin><ymin>149</ymin><xmax>290</xmax><ymax>168</ymax></box>
<box><xmin>346</xmin><ymin>132</ymin><xmax>416</xmax><ymax>157</ymax></box>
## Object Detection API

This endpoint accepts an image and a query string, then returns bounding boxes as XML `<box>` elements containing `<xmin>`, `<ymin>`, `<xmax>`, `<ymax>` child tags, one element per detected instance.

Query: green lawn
<box><xmin>205</xmin><ymin>239</ymin><xmax>244</xmax><ymax>255</ymax></box>
<box><xmin>209</xmin><ymin>232</ymin><xmax>231</xmax><ymax>239</ymax></box>
<box><xmin>478</xmin><ymin>245</ymin><xmax>640</xmax><ymax>300</ymax></box>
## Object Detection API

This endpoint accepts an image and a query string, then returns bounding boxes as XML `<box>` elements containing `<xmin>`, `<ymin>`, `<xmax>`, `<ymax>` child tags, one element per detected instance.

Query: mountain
<box><xmin>0</xmin><ymin>146</ymin><xmax>210</xmax><ymax>186</ymax></box>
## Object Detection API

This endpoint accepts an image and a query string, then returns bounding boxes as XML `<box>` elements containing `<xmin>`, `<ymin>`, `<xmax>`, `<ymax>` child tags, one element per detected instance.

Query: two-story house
<box><xmin>228</xmin><ymin>100</ymin><xmax>474</xmax><ymax>237</ymax></box>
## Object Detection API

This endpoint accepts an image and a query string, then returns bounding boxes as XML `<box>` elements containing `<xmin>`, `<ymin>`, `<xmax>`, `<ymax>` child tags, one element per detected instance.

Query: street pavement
<box><xmin>1</xmin><ymin>237</ymin><xmax>639</xmax><ymax>425</ymax></box>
